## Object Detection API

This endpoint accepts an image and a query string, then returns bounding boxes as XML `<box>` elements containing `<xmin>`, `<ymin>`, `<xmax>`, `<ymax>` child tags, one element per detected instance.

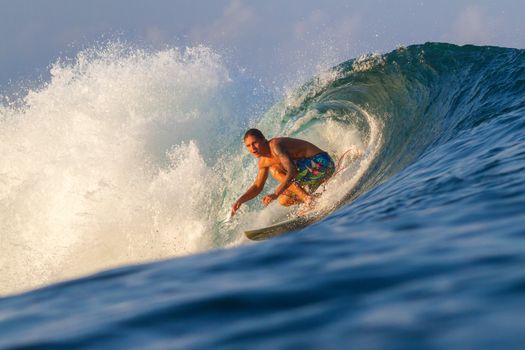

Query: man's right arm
<box><xmin>231</xmin><ymin>167</ymin><xmax>269</xmax><ymax>216</ymax></box>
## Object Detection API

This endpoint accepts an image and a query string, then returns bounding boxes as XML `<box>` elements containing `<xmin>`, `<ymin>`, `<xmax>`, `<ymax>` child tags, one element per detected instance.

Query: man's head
<box><xmin>243</xmin><ymin>128</ymin><xmax>265</xmax><ymax>141</ymax></box>
<box><xmin>243</xmin><ymin>128</ymin><xmax>268</xmax><ymax>158</ymax></box>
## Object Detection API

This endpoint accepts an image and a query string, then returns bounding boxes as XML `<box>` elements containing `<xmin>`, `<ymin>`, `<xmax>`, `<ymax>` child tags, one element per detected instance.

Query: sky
<box><xmin>1</xmin><ymin>0</ymin><xmax>524</xmax><ymax>90</ymax></box>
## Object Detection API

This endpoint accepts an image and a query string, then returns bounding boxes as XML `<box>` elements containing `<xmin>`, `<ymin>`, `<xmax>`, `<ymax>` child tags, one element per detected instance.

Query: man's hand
<box><xmin>262</xmin><ymin>193</ymin><xmax>278</xmax><ymax>206</ymax></box>
<box><xmin>231</xmin><ymin>200</ymin><xmax>242</xmax><ymax>216</ymax></box>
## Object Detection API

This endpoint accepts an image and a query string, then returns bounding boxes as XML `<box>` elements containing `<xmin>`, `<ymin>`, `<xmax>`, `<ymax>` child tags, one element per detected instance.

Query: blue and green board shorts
<box><xmin>293</xmin><ymin>152</ymin><xmax>335</xmax><ymax>193</ymax></box>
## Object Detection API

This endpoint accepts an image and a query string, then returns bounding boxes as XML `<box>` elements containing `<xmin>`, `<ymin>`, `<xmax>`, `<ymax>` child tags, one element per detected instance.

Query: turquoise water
<box><xmin>1</xmin><ymin>43</ymin><xmax>525</xmax><ymax>349</ymax></box>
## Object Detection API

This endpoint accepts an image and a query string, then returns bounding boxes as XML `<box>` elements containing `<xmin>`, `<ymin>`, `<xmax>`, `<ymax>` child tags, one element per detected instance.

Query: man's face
<box><xmin>244</xmin><ymin>135</ymin><xmax>265</xmax><ymax>158</ymax></box>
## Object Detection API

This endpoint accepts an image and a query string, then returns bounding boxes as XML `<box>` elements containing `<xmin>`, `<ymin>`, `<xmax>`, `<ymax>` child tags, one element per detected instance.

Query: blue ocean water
<box><xmin>1</xmin><ymin>42</ymin><xmax>525</xmax><ymax>349</ymax></box>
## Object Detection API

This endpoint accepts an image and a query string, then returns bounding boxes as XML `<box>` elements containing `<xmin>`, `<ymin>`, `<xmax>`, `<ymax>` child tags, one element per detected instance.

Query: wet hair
<box><xmin>243</xmin><ymin>128</ymin><xmax>266</xmax><ymax>140</ymax></box>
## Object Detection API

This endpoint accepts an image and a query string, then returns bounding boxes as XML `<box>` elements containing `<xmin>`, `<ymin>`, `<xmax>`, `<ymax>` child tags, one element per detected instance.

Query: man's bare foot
<box><xmin>296</xmin><ymin>194</ymin><xmax>320</xmax><ymax>216</ymax></box>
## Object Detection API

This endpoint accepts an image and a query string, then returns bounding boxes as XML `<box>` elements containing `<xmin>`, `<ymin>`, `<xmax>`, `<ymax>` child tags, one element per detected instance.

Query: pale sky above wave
<box><xmin>0</xmin><ymin>0</ymin><xmax>523</xmax><ymax>89</ymax></box>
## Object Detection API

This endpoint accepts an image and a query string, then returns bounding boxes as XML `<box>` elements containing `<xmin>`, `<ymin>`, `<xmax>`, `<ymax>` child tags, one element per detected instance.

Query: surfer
<box><xmin>231</xmin><ymin>128</ymin><xmax>335</xmax><ymax>216</ymax></box>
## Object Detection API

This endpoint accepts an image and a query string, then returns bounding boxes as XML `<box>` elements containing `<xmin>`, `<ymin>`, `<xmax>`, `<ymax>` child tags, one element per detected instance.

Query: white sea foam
<box><xmin>0</xmin><ymin>43</ymin><xmax>239</xmax><ymax>295</ymax></box>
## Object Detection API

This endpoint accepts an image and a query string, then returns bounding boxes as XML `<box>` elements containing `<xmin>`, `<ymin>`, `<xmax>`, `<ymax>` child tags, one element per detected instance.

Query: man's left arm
<box><xmin>272</xmin><ymin>143</ymin><xmax>298</xmax><ymax>197</ymax></box>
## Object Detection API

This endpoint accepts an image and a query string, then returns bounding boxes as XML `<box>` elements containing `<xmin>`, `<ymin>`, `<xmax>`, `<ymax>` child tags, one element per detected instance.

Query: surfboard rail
<box><xmin>244</xmin><ymin>212</ymin><xmax>322</xmax><ymax>241</ymax></box>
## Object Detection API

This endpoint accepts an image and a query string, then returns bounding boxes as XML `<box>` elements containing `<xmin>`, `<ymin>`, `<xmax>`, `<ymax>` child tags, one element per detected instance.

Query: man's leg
<box><xmin>269</xmin><ymin>165</ymin><xmax>309</xmax><ymax>205</ymax></box>
<box><xmin>278</xmin><ymin>191</ymin><xmax>300</xmax><ymax>206</ymax></box>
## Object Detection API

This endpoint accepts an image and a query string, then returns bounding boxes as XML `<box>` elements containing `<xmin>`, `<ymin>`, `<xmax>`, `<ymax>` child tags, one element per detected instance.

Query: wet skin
<box><xmin>231</xmin><ymin>135</ymin><xmax>325</xmax><ymax>216</ymax></box>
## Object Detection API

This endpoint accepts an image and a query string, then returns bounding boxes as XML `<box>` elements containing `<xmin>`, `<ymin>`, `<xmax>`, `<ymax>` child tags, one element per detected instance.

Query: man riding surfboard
<box><xmin>231</xmin><ymin>128</ymin><xmax>335</xmax><ymax>216</ymax></box>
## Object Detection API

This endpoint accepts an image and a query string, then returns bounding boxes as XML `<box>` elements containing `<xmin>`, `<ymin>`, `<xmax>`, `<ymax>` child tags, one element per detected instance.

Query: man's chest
<box><xmin>259</xmin><ymin>156</ymin><xmax>283</xmax><ymax>168</ymax></box>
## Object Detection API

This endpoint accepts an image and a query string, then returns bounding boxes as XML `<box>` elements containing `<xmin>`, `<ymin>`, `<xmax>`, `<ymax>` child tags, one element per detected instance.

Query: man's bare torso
<box><xmin>258</xmin><ymin>137</ymin><xmax>324</xmax><ymax>169</ymax></box>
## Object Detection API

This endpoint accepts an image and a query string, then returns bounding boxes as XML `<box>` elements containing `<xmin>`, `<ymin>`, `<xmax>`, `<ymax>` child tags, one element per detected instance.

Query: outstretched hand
<box><xmin>231</xmin><ymin>200</ymin><xmax>242</xmax><ymax>217</ymax></box>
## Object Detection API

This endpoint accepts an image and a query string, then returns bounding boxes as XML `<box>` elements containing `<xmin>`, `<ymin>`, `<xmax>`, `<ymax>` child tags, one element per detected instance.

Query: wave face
<box><xmin>1</xmin><ymin>43</ymin><xmax>525</xmax><ymax>349</ymax></box>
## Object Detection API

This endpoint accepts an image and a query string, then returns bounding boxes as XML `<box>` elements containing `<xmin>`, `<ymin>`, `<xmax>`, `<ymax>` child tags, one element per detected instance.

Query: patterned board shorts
<box><xmin>293</xmin><ymin>152</ymin><xmax>335</xmax><ymax>193</ymax></box>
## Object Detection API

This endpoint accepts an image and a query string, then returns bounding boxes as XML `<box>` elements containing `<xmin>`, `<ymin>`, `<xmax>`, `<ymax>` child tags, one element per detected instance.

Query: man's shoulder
<box><xmin>268</xmin><ymin>137</ymin><xmax>281</xmax><ymax>146</ymax></box>
<box><xmin>268</xmin><ymin>137</ymin><xmax>287</xmax><ymax>151</ymax></box>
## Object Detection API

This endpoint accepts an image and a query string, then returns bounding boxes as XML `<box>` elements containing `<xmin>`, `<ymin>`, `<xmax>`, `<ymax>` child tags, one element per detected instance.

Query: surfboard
<box><xmin>244</xmin><ymin>210</ymin><xmax>326</xmax><ymax>241</ymax></box>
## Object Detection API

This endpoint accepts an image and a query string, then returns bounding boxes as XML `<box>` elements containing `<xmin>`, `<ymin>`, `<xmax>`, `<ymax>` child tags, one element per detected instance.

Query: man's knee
<box><xmin>278</xmin><ymin>194</ymin><xmax>296</xmax><ymax>206</ymax></box>
<box><xmin>278</xmin><ymin>191</ymin><xmax>301</xmax><ymax>207</ymax></box>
